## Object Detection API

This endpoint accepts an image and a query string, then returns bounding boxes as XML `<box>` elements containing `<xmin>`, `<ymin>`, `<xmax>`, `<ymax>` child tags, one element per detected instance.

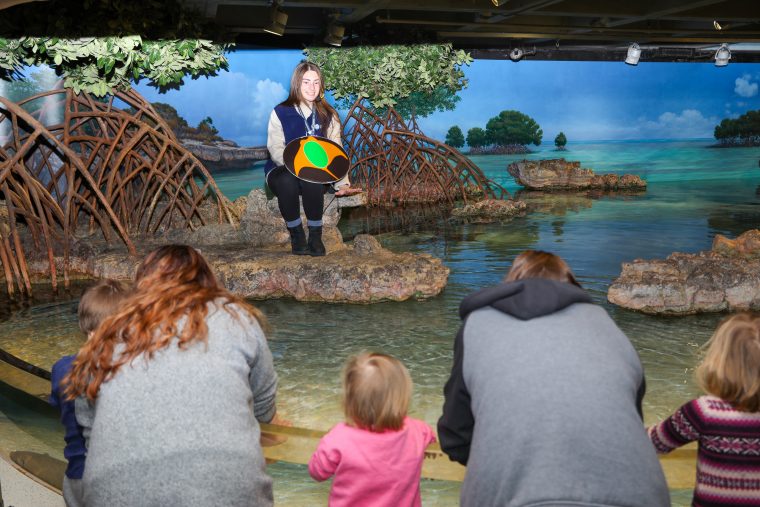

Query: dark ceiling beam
<box><xmin>340</xmin><ymin>0</ymin><xmax>391</xmax><ymax>23</ymax></box>
<box><xmin>376</xmin><ymin>16</ymin><xmax>760</xmax><ymax>37</ymax></box>
<box><xmin>0</xmin><ymin>0</ymin><xmax>44</xmax><ymax>8</ymax></box>
<box><xmin>526</xmin><ymin>0</ymin><xmax>758</xmax><ymax>24</ymax></box>
<box><xmin>443</xmin><ymin>0</ymin><xmax>567</xmax><ymax>33</ymax></box>
<box><xmin>437</xmin><ymin>30</ymin><xmax>760</xmax><ymax>43</ymax></box>
<box><xmin>603</xmin><ymin>0</ymin><xmax>730</xmax><ymax>28</ymax></box>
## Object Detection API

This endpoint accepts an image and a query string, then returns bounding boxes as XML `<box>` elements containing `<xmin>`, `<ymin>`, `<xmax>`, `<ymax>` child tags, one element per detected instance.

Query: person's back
<box><xmin>649</xmin><ymin>312</ymin><xmax>760</xmax><ymax>506</ymax></box>
<box><xmin>309</xmin><ymin>352</ymin><xmax>436</xmax><ymax>507</ymax></box>
<box><xmin>68</xmin><ymin>245</ymin><xmax>279</xmax><ymax>507</ymax></box>
<box><xmin>50</xmin><ymin>279</ymin><xmax>129</xmax><ymax>507</ymax></box>
<box><xmin>78</xmin><ymin>300</ymin><xmax>276</xmax><ymax>507</ymax></box>
<box><xmin>438</xmin><ymin>251</ymin><xmax>669</xmax><ymax>507</ymax></box>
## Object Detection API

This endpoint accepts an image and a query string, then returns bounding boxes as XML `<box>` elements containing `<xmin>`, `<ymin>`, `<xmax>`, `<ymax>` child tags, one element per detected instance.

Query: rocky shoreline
<box><xmin>608</xmin><ymin>230</ymin><xmax>760</xmax><ymax>315</ymax></box>
<box><xmin>468</xmin><ymin>144</ymin><xmax>532</xmax><ymax>155</ymax></box>
<box><xmin>20</xmin><ymin>190</ymin><xmax>448</xmax><ymax>303</ymax></box>
<box><xmin>181</xmin><ymin>139</ymin><xmax>269</xmax><ymax>170</ymax></box>
<box><xmin>508</xmin><ymin>158</ymin><xmax>646</xmax><ymax>191</ymax></box>
<box><xmin>449</xmin><ymin>199</ymin><xmax>527</xmax><ymax>223</ymax></box>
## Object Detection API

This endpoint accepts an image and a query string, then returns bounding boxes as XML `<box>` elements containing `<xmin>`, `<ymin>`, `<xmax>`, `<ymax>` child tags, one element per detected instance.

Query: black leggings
<box><xmin>266</xmin><ymin>165</ymin><xmax>325</xmax><ymax>223</ymax></box>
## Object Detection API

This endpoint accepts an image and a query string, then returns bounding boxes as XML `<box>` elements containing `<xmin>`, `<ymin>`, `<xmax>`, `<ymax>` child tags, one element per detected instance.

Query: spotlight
<box><xmin>714</xmin><ymin>43</ymin><xmax>731</xmax><ymax>67</ymax></box>
<box><xmin>509</xmin><ymin>47</ymin><xmax>524</xmax><ymax>62</ymax></box>
<box><xmin>713</xmin><ymin>20</ymin><xmax>722</xmax><ymax>30</ymax></box>
<box><xmin>492</xmin><ymin>0</ymin><xmax>505</xmax><ymax>6</ymax></box>
<box><xmin>625</xmin><ymin>43</ymin><xmax>641</xmax><ymax>66</ymax></box>
<box><xmin>324</xmin><ymin>23</ymin><xmax>345</xmax><ymax>46</ymax></box>
<box><xmin>263</xmin><ymin>2</ymin><xmax>288</xmax><ymax>36</ymax></box>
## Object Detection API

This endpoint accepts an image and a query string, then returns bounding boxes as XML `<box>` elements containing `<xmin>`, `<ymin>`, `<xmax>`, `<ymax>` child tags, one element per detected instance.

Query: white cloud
<box><xmin>735</xmin><ymin>74</ymin><xmax>758</xmax><ymax>98</ymax></box>
<box><xmin>249</xmin><ymin>78</ymin><xmax>287</xmax><ymax>133</ymax></box>
<box><xmin>638</xmin><ymin>109</ymin><xmax>718</xmax><ymax>139</ymax></box>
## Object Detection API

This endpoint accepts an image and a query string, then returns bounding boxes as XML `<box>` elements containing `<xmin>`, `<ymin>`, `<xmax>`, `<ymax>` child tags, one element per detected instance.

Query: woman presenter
<box><xmin>265</xmin><ymin>61</ymin><xmax>352</xmax><ymax>256</ymax></box>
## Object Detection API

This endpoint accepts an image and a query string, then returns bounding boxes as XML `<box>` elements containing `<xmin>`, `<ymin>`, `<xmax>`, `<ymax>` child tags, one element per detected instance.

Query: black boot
<box><xmin>307</xmin><ymin>226</ymin><xmax>326</xmax><ymax>256</ymax></box>
<box><xmin>287</xmin><ymin>226</ymin><xmax>309</xmax><ymax>255</ymax></box>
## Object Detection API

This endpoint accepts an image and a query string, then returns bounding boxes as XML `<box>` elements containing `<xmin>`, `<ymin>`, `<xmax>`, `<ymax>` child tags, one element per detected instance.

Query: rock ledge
<box><xmin>608</xmin><ymin>230</ymin><xmax>760</xmax><ymax>315</ymax></box>
<box><xmin>508</xmin><ymin>158</ymin><xmax>646</xmax><ymax>190</ymax></box>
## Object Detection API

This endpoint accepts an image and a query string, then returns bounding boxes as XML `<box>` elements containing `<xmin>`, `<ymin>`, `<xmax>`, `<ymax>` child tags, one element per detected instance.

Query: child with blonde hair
<box><xmin>49</xmin><ymin>279</ymin><xmax>130</xmax><ymax>507</ymax></box>
<box><xmin>649</xmin><ymin>312</ymin><xmax>760</xmax><ymax>506</ymax></box>
<box><xmin>308</xmin><ymin>352</ymin><xmax>436</xmax><ymax>507</ymax></box>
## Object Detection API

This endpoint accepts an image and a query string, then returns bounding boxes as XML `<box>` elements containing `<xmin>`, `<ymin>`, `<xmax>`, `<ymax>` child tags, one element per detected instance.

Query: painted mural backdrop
<box><xmin>128</xmin><ymin>48</ymin><xmax>759</xmax><ymax>149</ymax></box>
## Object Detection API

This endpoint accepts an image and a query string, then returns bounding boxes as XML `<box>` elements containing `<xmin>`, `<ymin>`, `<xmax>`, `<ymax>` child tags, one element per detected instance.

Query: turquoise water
<box><xmin>1</xmin><ymin>139</ymin><xmax>760</xmax><ymax>505</ymax></box>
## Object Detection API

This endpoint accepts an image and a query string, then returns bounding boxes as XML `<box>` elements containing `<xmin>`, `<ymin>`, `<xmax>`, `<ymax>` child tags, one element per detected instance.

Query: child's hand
<box><xmin>335</xmin><ymin>186</ymin><xmax>362</xmax><ymax>197</ymax></box>
<box><xmin>270</xmin><ymin>413</ymin><xmax>293</xmax><ymax>427</ymax></box>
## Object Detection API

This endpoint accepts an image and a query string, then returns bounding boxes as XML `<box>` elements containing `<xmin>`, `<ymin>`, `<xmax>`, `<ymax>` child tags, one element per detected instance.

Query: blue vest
<box><xmin>265</xmin><ymin>104</ymin><xmax>326</xmax><ymax>174</ymax></box>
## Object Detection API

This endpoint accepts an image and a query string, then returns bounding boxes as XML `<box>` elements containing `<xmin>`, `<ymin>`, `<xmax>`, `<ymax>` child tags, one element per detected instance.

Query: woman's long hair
<box><xmin>65</xmin><ymin>245</ymin><xmax>267</xmax><ymax>401</ymax></box>
<box><xmin>281</xmin><ymin>61</ymin><xmax>338</xmax><ymax>134</ymax></box>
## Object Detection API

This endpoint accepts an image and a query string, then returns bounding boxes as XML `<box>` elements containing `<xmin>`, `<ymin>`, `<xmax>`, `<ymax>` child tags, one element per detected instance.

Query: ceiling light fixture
<box><xmin>263</xmin><ymin>1</ymin><xmax>288</xmax><ymax>36</ymax></box>
<box><xmin>625</xmin><ymin>43</ymin><xmax>641</xmax><ymax>65</ymax></box>
<box><xmin>713</xmin><ymin>20</ymin><xmax>722</xmax><ymax>30</ymax></box>
<box><xmin>509</xmin><ymin>47</ymin><xmax>524</xmax><ymax>61</ymax></box>
<box><xmin>492</xmin><ymin>0</ymin><xmax>505</xmax><ymax>6</ymax></box>
<box><xmin>714</xmin><ymin>43</ymin><xmax>731</xmax><ymax>67</ymax></box>
<box><xmin>324</xmin><ymin>22</ymin><xmax>345</xmax><ymax>46</ymax></box>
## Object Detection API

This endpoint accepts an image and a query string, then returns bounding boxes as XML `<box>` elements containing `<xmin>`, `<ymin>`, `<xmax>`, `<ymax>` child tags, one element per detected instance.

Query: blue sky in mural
<box><xmin>135</xmin><ymin>48</ymin><xmax>760</xmax><ymax>147</ymax></box>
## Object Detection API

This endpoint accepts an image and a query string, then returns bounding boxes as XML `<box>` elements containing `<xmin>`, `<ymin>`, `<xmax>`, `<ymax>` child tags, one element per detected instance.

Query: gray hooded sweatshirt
<box><xmin>438</xmin><ymin>278</ymin><xmax>670</xmax><ymax>507</ymax></box>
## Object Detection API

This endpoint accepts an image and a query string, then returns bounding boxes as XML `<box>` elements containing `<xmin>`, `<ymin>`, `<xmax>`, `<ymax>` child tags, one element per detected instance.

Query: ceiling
<box><xmin>179</xmin><ymin>0</ymin><xmax>760</xmax><ymax>62</ymax></box>
<box><xmin>2</xmin><ymin>0</ymin><xmax>759</xmax><ymax>62</ymax></box>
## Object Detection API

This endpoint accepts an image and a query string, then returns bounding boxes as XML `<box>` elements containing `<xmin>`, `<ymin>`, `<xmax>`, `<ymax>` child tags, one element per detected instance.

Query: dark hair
<box><xmin>505</xmin><ymin>250</ymin><xmax>581</xmax><ymax>287</ymax></box>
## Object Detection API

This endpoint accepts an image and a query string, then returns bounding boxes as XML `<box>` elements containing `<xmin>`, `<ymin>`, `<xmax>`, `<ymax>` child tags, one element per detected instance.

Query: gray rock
<box><xmin>608</xmin><ymin>232</ymin><xmax>760</xmax><ymax>315</ymax></box>
<box><xmin>181</xmin><ymin>139</ymin><xmax>268</xmax><ymax>168</ymax></box>
<box><xmin>449</xmin><ymin>199</ymin><xmax>527</xmax><ymax>223</ymax></box>
<box><xmin>508</xmin><ymin>158</ymin><xmax>646</xmax><ymax>191</ymax></box>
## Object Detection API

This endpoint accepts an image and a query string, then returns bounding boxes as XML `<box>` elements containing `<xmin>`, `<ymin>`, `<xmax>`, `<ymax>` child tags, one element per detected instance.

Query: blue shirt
<box><xmin>49</xmin><ymin>354</ymin><xmax>86</xmax><ymax>479</ymax></box>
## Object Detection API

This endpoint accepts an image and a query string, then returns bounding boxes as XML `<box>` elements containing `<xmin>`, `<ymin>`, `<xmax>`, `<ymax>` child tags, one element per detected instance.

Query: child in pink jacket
<box><xmin>308</xmin><ymin>352</ymin><xmax>436</xmax><ymax>507</ymax></box>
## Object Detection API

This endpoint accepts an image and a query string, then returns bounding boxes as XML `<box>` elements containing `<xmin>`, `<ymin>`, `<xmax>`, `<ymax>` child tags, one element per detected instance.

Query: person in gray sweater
<box><xmin>66</xmin><ymin>245</ymin><xmax>278</xmax><ymax>507</ymax></box>
<box><xmin>438</xmin><ymin>250</ymin><xmax>670</xmax><ymax>507</ymax></box>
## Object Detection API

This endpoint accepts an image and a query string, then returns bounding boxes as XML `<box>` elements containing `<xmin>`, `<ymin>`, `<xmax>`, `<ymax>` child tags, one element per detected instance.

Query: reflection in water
<box><xmin>1</xmin><ymin>141</ymin><xmax>759</xmax><ymax>505</ymax></box>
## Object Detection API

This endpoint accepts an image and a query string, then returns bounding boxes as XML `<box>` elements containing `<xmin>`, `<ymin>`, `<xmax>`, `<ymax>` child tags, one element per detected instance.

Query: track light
<box><xmin>509</xmin><ymin>47</ymin><xmax>524</xmax><ymax>61</ymax></box>
<box><xmin>625</xmin><ymin>43</ymin><xmax>641</xmax><ymax>66</ymax></box>
<box><xmin>714</xmin><ymin>43</ymin><xmax>731</xmax><ymax>67</ymax></box>
<box><xmin>324</xmin><ymin>22</ymin><xmax>345</xmax><ymax>46</ymax></box>
<box><xmin>263</xmin><ymin>2</ymin><xmax>288</xmax><ymax>36</ymax></box>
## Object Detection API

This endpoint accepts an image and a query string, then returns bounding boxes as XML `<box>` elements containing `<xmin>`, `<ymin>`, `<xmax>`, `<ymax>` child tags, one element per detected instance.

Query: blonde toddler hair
<box><xmin>342</xmin><ymin>352</ymin><xmax>412</xmax><ymax>432</ymax></box>
<box><xmin>697</xmin><ymin>312</ymin><xmax>760</xmax><ymax>412</ymax></box>
<box><xmin>78</xmin><ymin>279</ymin><xmax>131</xmax><ymax>334</ymax></box>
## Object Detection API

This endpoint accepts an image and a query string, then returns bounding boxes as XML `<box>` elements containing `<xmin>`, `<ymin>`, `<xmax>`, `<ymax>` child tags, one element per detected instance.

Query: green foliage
<box><xmin>389</xmin><ymin>86</ymin><xmax>461</xmax><ymax>120</ymax></box>
<box><xmin>485</xmin><ymin>110</ymin><xmax>543</xmax><ymax>147</ymax></box>
<box><xmin>466</xmin><ymin>127</ymin><xmax>488</xmax><ymax>148</ymax></box>
<box><xmin>445</xmin><ymin>125</ymin><xmax>465</xmax><ymax>148</ymax></box>
<box><xmin>0</xmin><ymin>37</ymin><xmax>229</xmax><ymax>97</ymax></box>
<box><xmin>305</xmin><ymin>44</ymin><xmax>472</xmax><ymax>111</ymax></box>
<box><xmin>714</xmin><ymin>110</ymin><xmax>760</xmax><ymax>146</ymax></box>
<box><xmin>554</xmin><ymin>131</ymin><xmax>567</xmax><ymax>149</ymax></box>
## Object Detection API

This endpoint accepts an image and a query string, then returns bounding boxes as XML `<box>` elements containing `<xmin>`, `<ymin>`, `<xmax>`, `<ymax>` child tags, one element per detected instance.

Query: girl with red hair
<box><xmin>66</xmin><ymin>245</ymin><xmax>279</xmax><ymax>507</ymax></box>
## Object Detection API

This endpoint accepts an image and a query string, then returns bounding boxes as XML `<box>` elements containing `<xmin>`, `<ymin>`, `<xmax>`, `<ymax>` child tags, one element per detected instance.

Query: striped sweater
<box><xmin>649</xmin><ymin>395</ymin><xmax>760</xmax><ymax>506</ymax></box>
